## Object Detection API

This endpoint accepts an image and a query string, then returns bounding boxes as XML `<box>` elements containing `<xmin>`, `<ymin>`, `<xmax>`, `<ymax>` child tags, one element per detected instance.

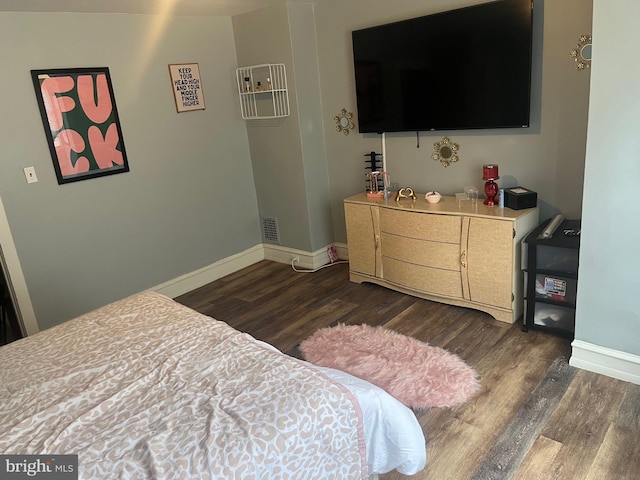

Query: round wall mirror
<box><xmin>570</xmin><ymin>34</ymin><xmax>592</xmax><ymax>70</ymax></box>
<box><xmin>334</xmin><ymin>108</ymin><xmax>355</xmax><ymax>135</ymax></box>
<box><xmin>432</xmin><ymin>137</ymin><xmax>460</xmax><ymax>168</ymax></box>
<box><xmin>439</xmin><ymin>146</ymin><xmax>453</xmax><ymax>159</ymax></box>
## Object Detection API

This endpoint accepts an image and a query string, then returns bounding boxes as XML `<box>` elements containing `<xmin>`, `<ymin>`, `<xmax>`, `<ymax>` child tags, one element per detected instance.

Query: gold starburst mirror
<box><xmin>432</xmin><ymin>137</ymin><xmax>460</xmax><ymax>167</ymax></box>
<box><xmin>334</xmin><ymin>108</ymin><xmax>355</xmax><ymax>135</ymax></box>
<box><xmin>570</xmin><ymin>34</ymin><xmax>592</xmax><ymax>70</ymax></box>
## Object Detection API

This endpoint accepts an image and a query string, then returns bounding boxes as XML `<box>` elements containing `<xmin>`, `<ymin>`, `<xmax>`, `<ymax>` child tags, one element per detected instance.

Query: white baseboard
<box><xmin>153</xmin><ymin>242</ymin><xmax>342</xmax><ymax>298</ymax></box>
<box><xmin>153</xmin><ymin>245</ymin><xmax>265</xmax><ymax>298</ymax></box>
<box><xmin>570</xmin><ymin>339</ymin><xmax>640</xmax><ymax>385</ymax></box>
<box><xmin>263</xmin><ymin>243</ymin><xmax>340</xmax><ymax>270</ymax></box>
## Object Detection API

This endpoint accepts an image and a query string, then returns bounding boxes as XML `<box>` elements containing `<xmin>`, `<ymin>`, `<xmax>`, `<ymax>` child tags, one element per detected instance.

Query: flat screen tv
<box><xmin>352</xmin><ymin>0</ymin><xmax>533</xmax><ymax>133</ymax></box>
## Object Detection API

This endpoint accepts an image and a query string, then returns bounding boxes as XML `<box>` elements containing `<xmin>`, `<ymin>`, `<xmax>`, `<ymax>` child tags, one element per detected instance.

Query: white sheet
<box><xmin>315</xmin><ymin>366</ymin><xmax>427</xmax><ymax>475</ymax></box>
<box><xmin>255</xmin><ymin>340</ymin><xmax>426</xmax><ymax>476</ymax></box>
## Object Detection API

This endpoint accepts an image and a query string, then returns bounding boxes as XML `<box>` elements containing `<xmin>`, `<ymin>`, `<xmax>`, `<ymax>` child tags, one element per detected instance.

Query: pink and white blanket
<box><xmin>0</xmin><ymin>292</ymin><xmax>370</xmax><ymax>479</ymax></box>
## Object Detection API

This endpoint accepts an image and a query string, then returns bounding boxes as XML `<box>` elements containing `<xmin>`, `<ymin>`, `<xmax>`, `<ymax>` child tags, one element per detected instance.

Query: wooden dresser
<box><xmin>344</xmin><ymin>193</ymin><xmax>539</xmax><ymax>323</ymax></box>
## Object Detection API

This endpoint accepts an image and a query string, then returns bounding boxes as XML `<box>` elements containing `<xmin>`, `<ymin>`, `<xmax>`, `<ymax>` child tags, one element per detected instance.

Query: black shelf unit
<box><xmin>522</xmin><ymin>218</ymin><xmax>581</xmax><ymax>339</ymax></box>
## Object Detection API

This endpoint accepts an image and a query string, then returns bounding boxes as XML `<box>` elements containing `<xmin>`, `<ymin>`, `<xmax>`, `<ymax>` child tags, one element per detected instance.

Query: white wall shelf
<box><xmin>236</xmin><ymin>64</ymin><xmax>290</xmax><ymax>120</ymax></box>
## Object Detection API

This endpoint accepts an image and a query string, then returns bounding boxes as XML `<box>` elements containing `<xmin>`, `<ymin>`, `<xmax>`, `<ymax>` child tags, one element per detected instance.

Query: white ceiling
<box><xmin>0</xmin><ymin>0</ymin><xmax>294</xmax><ymax>16</ymax></box>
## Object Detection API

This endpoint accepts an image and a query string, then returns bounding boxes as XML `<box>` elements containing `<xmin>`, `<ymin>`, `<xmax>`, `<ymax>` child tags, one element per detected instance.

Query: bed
<box><xmin>0</xmin><ymin>292</ymin><xmax>426</xmax><ymax>479</ymax></box>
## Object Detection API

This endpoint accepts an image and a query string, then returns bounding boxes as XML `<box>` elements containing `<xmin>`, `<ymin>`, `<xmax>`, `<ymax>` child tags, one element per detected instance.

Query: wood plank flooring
<box><xmin>176</xmin><ymin>260</ymin><xmax>640</xmax><ymax>480</ymax></box>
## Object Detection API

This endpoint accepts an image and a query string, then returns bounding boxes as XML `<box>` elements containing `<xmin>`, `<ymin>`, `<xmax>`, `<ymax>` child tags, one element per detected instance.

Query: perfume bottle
<box><xmin>266</xmin><ymin>77</ymin><xmax>272</xmax><ymax>90</ymax></box>
<box><xmin>255</xmin><ymin>81</ymin><xmax>264</xmax><ymax>92</ymax></box>
<box><xmin>243</xmin><ymin>77</ymin><xmax>251</xmax><ymax>92</ymax></box>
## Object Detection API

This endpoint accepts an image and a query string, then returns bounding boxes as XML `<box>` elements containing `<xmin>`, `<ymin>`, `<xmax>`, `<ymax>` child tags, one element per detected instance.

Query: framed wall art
<box><xmin>31</xmin><ymin>67</ymin><xmax>129</xmax><ymax>185</ymax></box>
<box><xmin>168</xmin><ymin>63</ymin><xmax>206</xmax><ymax>112</ymax></box>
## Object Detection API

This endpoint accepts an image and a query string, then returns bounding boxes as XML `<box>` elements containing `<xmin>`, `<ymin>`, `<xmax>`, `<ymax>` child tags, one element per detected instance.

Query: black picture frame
<box><xmin>31</xmin><ymin>67</ymin><xmax>129</xmax><ymax>185</ymax></box>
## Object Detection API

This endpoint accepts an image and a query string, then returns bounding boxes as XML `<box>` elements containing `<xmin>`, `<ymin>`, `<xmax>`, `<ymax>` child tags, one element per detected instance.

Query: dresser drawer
<box><xmin>382</xmin><ymin>233</ymin><xmax>461</xmax><ymax>271</ymax></box>
<box><xmin>531</xmin><ymin>273</ymin><xmax>577</xmax><ymax>305</ymax></box>
<box><xmin>528</xmin><ymin>301</ymin><xmax>576</xmax><ymax>333</ymax></box>
<box><xmin>383</xmin><ymin>257</ymin><xmax>463</xmax><ymax>298</ymax></box>
<box><xmin>380</xmin><ymin>209</ymin><xmax>461</xmax><ymax>243</ymax></box>
<box><xmin>535</xmin><ymin>245</ymin><xmax>579</xmax><ymax>273</ymax></box>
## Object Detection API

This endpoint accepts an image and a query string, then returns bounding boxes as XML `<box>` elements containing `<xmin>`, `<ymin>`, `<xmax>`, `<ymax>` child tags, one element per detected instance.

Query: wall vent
<box><xmin>262</xmin><ymin>217</ymin><xmax>280</xmax><ymax>244</ymax></box>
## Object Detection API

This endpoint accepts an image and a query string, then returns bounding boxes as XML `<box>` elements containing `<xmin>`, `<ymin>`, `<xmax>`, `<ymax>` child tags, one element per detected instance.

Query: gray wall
<box><xmin>0</xmin><ymin>12</ymin><xmax>260</xmax><ymax>330</ymax></box>
<box><xmin>233</xmin><ymin>3</ymin><xmax>334</xmax><ymax>253</ymax></box>
<box><xmin>313</xmin><ymin>0</ymin><xmax>592</xmax><ymax>243</ymax></box>
<box><xmin>231</xmin><ymin>0</ymin><xmax>593</xmax><ymax>256</ymax></box>
<box><xmin>1</xmin><ymin>0</ymin><xmax>608</xmax><ymax>352</ymax></box>
<box><xmin>288</xmin><ymin>3</ymin><xmax>334</xmax><ymax>251</ymax></box>
<box><xmin>575</xmin><ymin>0</ymin><xmax>640</xmax><ymax>356</ymax></box>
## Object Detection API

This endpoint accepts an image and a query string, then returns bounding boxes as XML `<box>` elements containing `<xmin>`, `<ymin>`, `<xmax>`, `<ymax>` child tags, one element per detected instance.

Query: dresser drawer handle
<box><xmin>460</xmin><ymin>250</ymin><xmax>467</xmax><ymax>268</ymax></box>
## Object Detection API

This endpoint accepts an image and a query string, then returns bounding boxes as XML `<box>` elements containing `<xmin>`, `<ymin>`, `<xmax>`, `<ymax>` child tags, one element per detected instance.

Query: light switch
<box><xmin>24</xmin><ymin>166</ymin><xmax>38</xmax><ymax>183</ymax></box>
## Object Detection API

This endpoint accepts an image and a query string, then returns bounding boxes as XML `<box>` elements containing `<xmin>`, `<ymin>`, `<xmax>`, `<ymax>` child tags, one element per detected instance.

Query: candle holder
<box><xmin>482</xmin><ymin>164</ymin><xmax>500</xmax><ymax>206</ymax></box>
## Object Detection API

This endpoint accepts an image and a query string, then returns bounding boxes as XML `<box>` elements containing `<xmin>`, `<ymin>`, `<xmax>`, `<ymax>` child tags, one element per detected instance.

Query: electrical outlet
<box><xmin>24</xmin><ymin>166</ymin><xmax>38</xmax><ymax>184</ymax></box>
<box><xmin>291</xmin><ymin>255</ymin><xmax>300</xmax><ymax>264</ymax></box>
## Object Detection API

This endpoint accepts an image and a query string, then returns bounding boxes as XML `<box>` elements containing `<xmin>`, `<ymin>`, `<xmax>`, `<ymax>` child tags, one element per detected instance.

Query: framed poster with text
<box><xmin>31</xmin><ymin>67</ymin><xmax>129</xmax><ymax>185</ymax></box>
<box><xmin>168</xmin><ymin>63</ymin><xmax>206</xmax><ymax>113</ymax></box>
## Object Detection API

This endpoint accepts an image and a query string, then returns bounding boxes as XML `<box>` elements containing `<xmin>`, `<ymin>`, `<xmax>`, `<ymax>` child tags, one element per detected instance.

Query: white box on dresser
<box><xmin>344</xmin><ymin>193</ymin><xmax>539</xmax><ymax>323</ymax></box>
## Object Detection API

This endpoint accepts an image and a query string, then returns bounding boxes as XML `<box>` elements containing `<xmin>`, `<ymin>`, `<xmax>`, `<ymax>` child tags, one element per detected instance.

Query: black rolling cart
<box><xmin>522</xmin><ymin>218</ymin><xmax>581</xmax><ymax>339</ymax></box>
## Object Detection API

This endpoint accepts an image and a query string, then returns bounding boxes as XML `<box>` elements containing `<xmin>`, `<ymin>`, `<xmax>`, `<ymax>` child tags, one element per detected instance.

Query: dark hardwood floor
<box><xmin>176</xmin><ymin>260</ymin><xmax>640</xmax><ymax>480</ymax></box>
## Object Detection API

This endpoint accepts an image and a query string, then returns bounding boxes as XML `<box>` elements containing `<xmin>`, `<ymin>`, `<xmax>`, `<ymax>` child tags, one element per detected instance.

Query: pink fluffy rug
<box><xmin>300</xmin><ymin>324</ymin><xmax>480</xmax><ymax>409</ymax></box>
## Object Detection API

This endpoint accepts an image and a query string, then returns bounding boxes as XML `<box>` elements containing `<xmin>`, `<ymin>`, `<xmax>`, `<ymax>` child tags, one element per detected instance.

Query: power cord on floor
<box><xmin>290</xmin><ymin>257</ymin><xmax>349</xmax><ymax>273</ymax></box>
